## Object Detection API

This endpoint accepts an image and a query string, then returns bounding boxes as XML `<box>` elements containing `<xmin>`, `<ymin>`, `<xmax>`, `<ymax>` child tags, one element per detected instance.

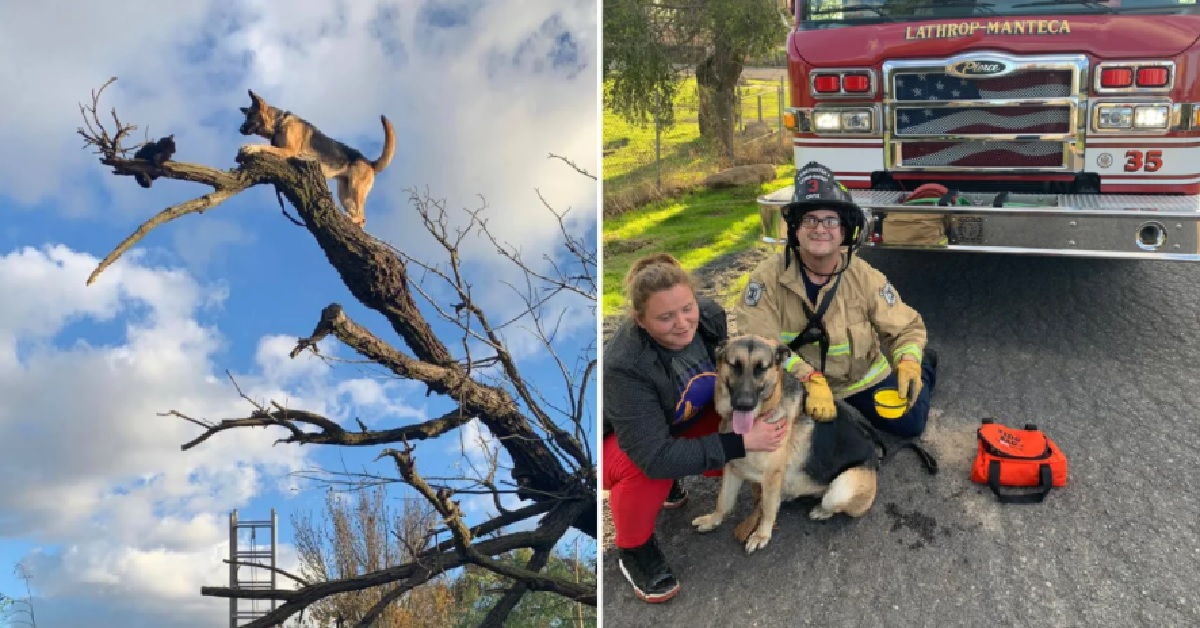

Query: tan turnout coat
<box><xmin>734</xmin><ymin>252</ymin><xmax>927</xmax><ymax>397</ymax></box>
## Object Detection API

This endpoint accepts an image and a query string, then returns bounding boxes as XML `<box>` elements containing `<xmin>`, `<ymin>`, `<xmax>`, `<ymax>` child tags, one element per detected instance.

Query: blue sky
<box><xmin>0</xmin><ymin>1</ymin><xmax>598</xmax><ymax>626</ymax></box>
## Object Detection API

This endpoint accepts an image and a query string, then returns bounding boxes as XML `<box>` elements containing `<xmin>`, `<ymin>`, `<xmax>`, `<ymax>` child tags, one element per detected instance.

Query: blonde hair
<box><xmin>623</xmin><ymin>253</ymin><xmax>696</xmax><ymax>319</ymax></box>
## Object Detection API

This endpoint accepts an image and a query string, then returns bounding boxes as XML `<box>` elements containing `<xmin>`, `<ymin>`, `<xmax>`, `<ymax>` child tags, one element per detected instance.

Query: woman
<box><xmin>603</xmin><ymin>253</ymin><xmax>787</xmax><ymax>604</ymax></box>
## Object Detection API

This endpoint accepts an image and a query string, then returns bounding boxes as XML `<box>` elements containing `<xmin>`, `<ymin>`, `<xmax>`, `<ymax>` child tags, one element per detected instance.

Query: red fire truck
<box><xmin>761</xmin><ymin>0</ymin><xmax>1200</xmax><ymax>259</ymax></box>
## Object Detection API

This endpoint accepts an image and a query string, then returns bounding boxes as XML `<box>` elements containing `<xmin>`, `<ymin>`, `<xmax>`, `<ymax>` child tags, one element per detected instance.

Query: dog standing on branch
<box><xmin>236</xmin><ymin>89</ymin><xmax>396</xmax><ymax>228</ymax></box>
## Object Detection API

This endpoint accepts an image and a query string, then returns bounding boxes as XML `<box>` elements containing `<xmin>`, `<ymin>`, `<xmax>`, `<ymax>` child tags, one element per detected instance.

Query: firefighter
<box><xmin>735</xmin><ymin>162</ymin><xmax>938</xmax><ymax>437</ymax></box>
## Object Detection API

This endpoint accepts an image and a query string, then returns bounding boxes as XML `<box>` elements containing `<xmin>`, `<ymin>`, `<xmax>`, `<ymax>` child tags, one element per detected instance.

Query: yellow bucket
<box><xmin>873</xmin><ymin>388</ymin><xmax>908</xmax><ymax>419</ymax></box>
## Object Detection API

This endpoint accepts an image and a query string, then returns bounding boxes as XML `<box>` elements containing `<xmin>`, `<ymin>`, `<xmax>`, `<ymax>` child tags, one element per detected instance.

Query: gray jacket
<box><xmin>602</xmin><ymin>297</ymin><xmax>745</xmax><ymax>479</ymax></box>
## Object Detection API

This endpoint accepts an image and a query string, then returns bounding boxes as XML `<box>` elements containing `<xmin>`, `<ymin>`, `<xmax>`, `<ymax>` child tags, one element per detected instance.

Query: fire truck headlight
<box><xmin>814</xmin><ymin>111</ymin><xmax>842</xmax><ymax>131</ymax></box>
<box><xmin>841</xmin><ymin>110</ymin><xmax>872</xmax><ymax>132</ymax></box>
<box><xmin>1133</xmin><ymin>105</ymin><xmax>1169</xmax><ymax>129</ymax></box>
<box><xmin>1097</xmin><ymin>105</ymin><xmax>1132</xmax><ymax>129</ymax></box>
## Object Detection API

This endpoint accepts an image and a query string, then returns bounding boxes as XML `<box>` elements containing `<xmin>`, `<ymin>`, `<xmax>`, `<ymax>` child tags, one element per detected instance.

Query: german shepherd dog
<box><xmin>692</xmin><ymin>334</ymin><xmax>880</xmax><ymax>554</ymax></box>
<box><xmin>237</xmin><ymin>90</ymin><xmax>396</xmax><ymax>228</ymax></box>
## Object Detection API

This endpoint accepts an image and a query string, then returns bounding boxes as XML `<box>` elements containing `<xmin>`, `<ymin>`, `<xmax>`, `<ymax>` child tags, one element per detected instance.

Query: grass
<box><xmin>603</xmin><ymin>77</ymin><xmax>792</xmax><ymax>216</ymax></box>
<box><xmin>602</xmin><ymin>166</ymin><xmax>793</xmax><ymax>318</ymax></box>
<box><xmin>602</xmin><ymin>80</ymin><xmax>709</xmax><ymax>183</ymax></box>
<box><xmin>723</xmin><ymin>271</ymin><xmax>754</xmax><ymax>313</ymax></box>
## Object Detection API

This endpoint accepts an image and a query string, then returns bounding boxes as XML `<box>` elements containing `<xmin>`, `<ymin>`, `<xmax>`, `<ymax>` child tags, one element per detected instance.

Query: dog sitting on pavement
<box><xmin>236</xmin><ymin>89</ymin><xmax>396</xmax><ymax>228</ymax></box>
<box><xmin>692</xmin><ymin>333</ymin><xmax>881</xmax><ymax>553</ymax></box>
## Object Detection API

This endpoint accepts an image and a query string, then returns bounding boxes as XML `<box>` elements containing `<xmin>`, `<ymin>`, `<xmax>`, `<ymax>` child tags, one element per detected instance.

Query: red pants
<box><xmin>603</xmin><ymin>406</ymin><xmax>723</xmax><ymax>549</ymax></box>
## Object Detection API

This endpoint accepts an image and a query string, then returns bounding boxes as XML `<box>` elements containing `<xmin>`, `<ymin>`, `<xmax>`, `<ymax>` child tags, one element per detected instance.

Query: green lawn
<box><xmin>602</xmin><ymin>80</ymin><xmax>709</xmax><ymax>184</ymax></box>
<box><xmin>602</xmin><ymin>74</ymin><xmax>796</xmax><ymax>318</ymax></box>
<box><xmin>603</xmin><ymin>77</ymin><xmax>789</xmax><ymax>200</ymax></box>
<box><xmin>602</xmin><ymin>167</ymin><xmax>793</xmax><ymax>318</ymax></box>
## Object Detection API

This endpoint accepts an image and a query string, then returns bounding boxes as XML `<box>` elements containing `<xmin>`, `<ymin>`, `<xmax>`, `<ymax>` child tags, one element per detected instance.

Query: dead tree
<box><xmin>77</xmin><ymin>77</ymin><xmax>596</xmax><ymax>628</ymax></box>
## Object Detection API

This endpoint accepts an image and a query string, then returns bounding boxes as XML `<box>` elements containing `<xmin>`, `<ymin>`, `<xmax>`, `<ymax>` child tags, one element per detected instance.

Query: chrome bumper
<box><xmin>757</xmin><ymin>187</ymin><xmax>1200</xmax><ymax>260</ymax></box>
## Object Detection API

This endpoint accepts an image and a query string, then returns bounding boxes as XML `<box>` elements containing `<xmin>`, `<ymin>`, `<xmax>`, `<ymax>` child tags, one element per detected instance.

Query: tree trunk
<box><xmin>695</xmin><ymin>41</ymin><xmax>744</xmax><ymax>165</ymax></box>
<box><xmin>258</xmin><ymin>157</ymin><xmax>597</xmax><ymax>539</ymax></box>
<box><xmin>696</xmin><ymin>56</ymin><xmax>715</xmax><ymax>138</ymax></box>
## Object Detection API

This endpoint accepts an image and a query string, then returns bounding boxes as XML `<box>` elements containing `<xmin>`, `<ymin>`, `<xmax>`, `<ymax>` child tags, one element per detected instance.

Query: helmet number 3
<box><xmin>807</xmin><ymin>178</ymin><xmax>821</xmax><ymax>193</ymax></box>
<box><xmin>1124</xmin><ymin>149</ymin><xmax>1163</xmax><ymax>173</ymax></box>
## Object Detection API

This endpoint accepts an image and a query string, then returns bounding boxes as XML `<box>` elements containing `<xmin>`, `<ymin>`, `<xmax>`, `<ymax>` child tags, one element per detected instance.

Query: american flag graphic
<box><xmin>892</xmin><ymin>70</ymin><xmax>1073</xmax><ymax>101</ymax></box>
<box><xmin>900</xmin><ymin>141</ymin><xmax>1065</xmax><ymax>168</ymax></box>
<box><xmin>891</xmin><ymin>70</ymin><xmax>1072</xmax><ymax>168</ymax></box>
<box><xmin>895</xmin><ymin>106</ymin><xmax>1070</xmax><ymax>136</ymax></box>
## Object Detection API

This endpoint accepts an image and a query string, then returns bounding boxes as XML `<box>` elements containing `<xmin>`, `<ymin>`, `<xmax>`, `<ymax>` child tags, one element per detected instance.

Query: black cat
<box><xmin>132</xmin><ymin>134</ymin><xmax>176</xmax><ymax>188</ymax></box>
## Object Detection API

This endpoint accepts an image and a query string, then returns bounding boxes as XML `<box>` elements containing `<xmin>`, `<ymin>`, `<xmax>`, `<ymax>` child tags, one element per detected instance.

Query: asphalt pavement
<box><xmin>602</xmin><ymin>249</ymin><xmax>1200</xmax><ymax>628</ymax></box>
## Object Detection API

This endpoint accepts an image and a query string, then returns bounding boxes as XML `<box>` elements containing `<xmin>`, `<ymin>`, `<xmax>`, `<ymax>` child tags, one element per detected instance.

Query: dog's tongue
<box><xmin>731</xmin><ymin>411</ymin><xmax>755</xmax><ymax>435</ymax></box>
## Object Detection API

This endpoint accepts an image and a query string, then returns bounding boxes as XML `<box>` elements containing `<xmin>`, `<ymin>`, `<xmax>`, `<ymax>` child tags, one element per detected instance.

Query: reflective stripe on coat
<box><xmin>734</xmin><ymin>252</ymin><xmax>926</xmax><ymax>397</ymax></box>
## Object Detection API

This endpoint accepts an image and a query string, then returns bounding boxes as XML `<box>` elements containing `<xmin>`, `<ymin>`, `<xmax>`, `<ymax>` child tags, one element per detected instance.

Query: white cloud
<box><xmin>0</xmin><ymin>245</ymin><xmax>428</xmax><ymax>626</ymax></box>
<box><xmin>1</xmin><ymin>0</ymin><xmax>598</xmax><ymax>385</ymax></box>
<box><xmin>223</xmin><ymin>0</ymin><xmax>601</xmax><ymax>354</ymax></box>
<box><xmin>459</xmin><ymin>417</ymin><xmax>499</xmax><ymax>466</ymax></box>
<box><xmin>0</xmin><ymin>1</ymin><xmax>596</xmax><ymax>623</ymax></box>
<box><xmin>22</xmin><ymin>540</ymin><xmax>305</xmax><ymax>627</ymax></box>
<box><xmin>0</xmin><ymin>0</ymin><xmax>597</xmax><ymax>296</ymax></box>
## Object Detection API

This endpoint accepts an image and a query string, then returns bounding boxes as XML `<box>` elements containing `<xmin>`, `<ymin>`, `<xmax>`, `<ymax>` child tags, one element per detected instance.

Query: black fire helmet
<box><xmin>781</xmin><ymin>161</ymin><xmax>866</xmax><ymax>271</ymax></box>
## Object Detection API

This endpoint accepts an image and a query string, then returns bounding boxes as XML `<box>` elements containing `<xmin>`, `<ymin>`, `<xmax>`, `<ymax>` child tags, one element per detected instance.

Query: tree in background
<box><xmin>290</xmin><ymin>486</ymin><xmax>457</xmax><ymax>627</ymax></box>
<box><xmin>0</xmin><ymin>563</ymin><xmax>38</xmax><ymax>628</ymax></box>
<box><xmin>604</xmin><ymin>0</ymin><xmax>787</xmax><ymax>161</ymax></box>
<box><xmin>452</xmin><ymin>545</ymin><xmax>596</xmax><ymax>627</ymax></box>
<box><xmin>75</xmin><ymin>77</ymin><xmax>597</xmax><ymax>628</ymax></box>
<box><xmin>290</xmin><ymin>484</ymin><xmax>596</xmax><ymax>628</ymax></box>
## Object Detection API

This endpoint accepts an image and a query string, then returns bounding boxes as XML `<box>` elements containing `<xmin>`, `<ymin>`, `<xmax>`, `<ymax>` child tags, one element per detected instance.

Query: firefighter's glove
<box><xmin>895</xmin><ymin>358</ymin><xmax>923</xmax><ymax>408</ymax></box>
<box><xmin>802</xmin><ymin>373</ymin><xmax>837</xmax><ymax>421</ymax></box>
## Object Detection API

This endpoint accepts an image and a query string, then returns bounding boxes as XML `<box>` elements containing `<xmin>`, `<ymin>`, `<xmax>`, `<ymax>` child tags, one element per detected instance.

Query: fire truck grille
<box><xmin>886</xmin><ymin>67</ymin><xmax>1076</xmax><ymax>170</ymax></box>
<box><xmin>898</xmin><ymin>141</ymin><xmax>1065</xmax><ymax>168</ymax></box>
<box><xmin>893</xmin><ymin>106</ymin><xmax>1071</xmax><ymax>136</ymax></box>
<box><xmin>891</xmin><ymin>70</ymin><xmax>1074</xmax><ymax>100</ymax></box>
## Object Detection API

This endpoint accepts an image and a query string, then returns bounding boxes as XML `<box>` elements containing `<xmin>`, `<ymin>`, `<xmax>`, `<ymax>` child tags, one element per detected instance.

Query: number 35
<box><xmin>1125</xmin><ymin>149</ymin><xmax>1163</xmax><ymax>172</ymax></box>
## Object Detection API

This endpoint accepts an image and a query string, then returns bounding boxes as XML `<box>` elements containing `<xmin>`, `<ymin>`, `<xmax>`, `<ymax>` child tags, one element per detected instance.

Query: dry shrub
<box><xmin>734</xmin><ymin>134</ymin><xmax>792</xmax><ymax>167</ymax></box>
<box><xmin>604</xmin><ymin>135</ymin><xmax>793</xmax><ymax>218</ymax></box>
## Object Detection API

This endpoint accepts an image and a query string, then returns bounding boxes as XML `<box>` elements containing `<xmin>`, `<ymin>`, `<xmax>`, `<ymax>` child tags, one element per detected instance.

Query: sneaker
<box><xmin>662</xmin><ymin>480</ymin><xmax>688</xmax><ymax>510</ymax></box>
<box><xmin>617</xmin><ymin>534</ymin><xmax>680</xmax><ymax>603</ymax></box>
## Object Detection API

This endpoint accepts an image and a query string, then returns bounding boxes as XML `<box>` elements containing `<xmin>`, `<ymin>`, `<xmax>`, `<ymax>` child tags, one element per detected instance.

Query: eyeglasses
<box><xmin>800</xmin><ymin>215</ymin><xmax>842</xmax><ymax>229</ymax></box>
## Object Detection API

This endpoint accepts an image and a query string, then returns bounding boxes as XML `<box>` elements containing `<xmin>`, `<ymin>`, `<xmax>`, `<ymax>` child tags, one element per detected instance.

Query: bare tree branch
<box><xmin>393</xmin><ymin>193</ymin><xmax>592</xmax><ymax>473</ymax></box>
<box><xmin>166</xmin><ymin>405</ymin><xmax>479</xmax><ymax>451</ymax></box>
<box><xmin>209</xmin><ymin>501</ymin><xmax>593</xmax><ymax>628</ymax></box>
<box><xmin>76</xmin><ymin>77</ymin><xmax>142</xmax><ymax>159</ymax></box>
<box><xmin>548</xmin><ymin>153</ymin><xmax>596</xmax><ymax>180</ymax></box>
<box><xmin>222</xmin><ymin>559</ymin><xmax>310</xmax><ymax>588</ymax></box>
<box><xmin>376</xmin><ymin>445</ymin><xmax>589</xmax><ymax>597</ymax></box>
<box><xmin>352</xmin><ymin>574</ymin><xmax>422</xmax><ymax>628</ymax></box>
<box><xmin>478</xmin><ymin>545</ymin><xmax>552</xmax><ymax>628</ymax></box>
<box><xmin>281</xmin><ymin>300</ymin><xmax>591</xmax><ymax>505</ymax></box>
<box><xmin>78</xmin><ymin>77</ymin><xmax>597</xmax><ymax>626</ymax></box>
